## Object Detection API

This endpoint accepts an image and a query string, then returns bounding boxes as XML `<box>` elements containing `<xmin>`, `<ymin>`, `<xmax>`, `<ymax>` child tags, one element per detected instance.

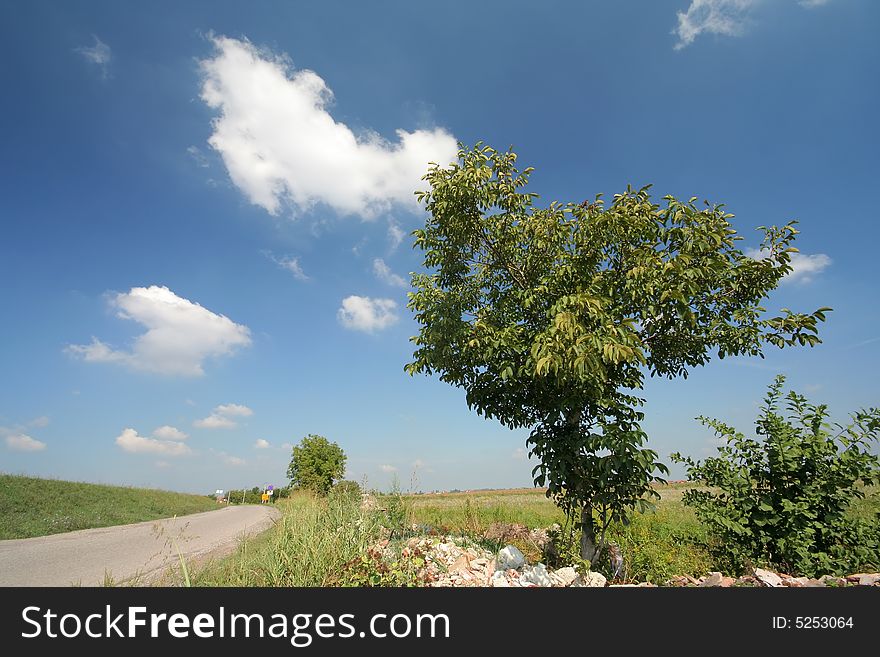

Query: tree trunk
<box><xmin>580</xmin><ymin>504</ymin><xmax>599</xmax><ymax>563</ymax></box>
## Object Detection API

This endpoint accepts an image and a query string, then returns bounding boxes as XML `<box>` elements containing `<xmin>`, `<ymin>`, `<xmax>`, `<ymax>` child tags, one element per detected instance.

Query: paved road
<box><xmin>0</xmin><ymin>505</ymin><xmax>280</xmax><ymax>586</ymax></box>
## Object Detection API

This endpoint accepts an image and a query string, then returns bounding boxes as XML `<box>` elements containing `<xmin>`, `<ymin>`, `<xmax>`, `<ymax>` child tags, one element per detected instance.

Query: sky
<box><xmin>1</xmin><ymin>0</ymin><xmax>878</xmax><ymax>495</ymax></box>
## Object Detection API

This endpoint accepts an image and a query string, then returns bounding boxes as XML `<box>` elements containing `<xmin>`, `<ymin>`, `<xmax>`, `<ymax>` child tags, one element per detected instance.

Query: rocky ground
<box><xmin>373</xmin><ymin>524</ymin><xmax>880</xmax><ymax>588</ymax></box>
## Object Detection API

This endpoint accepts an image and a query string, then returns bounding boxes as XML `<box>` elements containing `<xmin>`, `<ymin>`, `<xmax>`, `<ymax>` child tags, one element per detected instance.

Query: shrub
<box><xmin>672</xmin><ymin>375</ymin><xmax>880</xmax><ymax>577</ymax></box>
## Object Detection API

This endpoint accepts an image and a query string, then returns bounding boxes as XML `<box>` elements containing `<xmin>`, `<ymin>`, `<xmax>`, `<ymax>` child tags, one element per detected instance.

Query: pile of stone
<box><xmin>375</xmin><ymin>530</ymin><xmax>880</xmax><ymax>588</ymax></box>
<box><xmin>665</xmin><ymin>568</ymin><xmax>880</xmax><ymax>588</ymax></box>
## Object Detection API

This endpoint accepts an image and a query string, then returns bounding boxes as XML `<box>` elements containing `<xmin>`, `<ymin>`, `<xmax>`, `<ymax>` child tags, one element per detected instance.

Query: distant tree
<box><xmin>406</xmin><ymin>143</ymin><xmax>831</xmax><ymax>564</ymax></box>
<box><xmin>287</xmin><ymin>434</ymin><xmax>347</xmax><ymax>496</ymax></box>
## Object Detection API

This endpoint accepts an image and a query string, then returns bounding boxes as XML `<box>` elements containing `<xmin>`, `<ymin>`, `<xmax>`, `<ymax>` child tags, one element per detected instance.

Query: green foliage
<box><xmin>407</xmin><ymin>142</ymin><xmax>829</xmax><ymax>560</ymax></box>
<box><xmin>287</xmin><ymin>434</ymin><xmax>347</xmax><ymax>496</ymax></box>
<box><xmin>336</xmin><ymin>547</ymin><xmax>427</xmax><ymax>587</ymax></box>
<box><xmin>378</xmin><ymin>476</ymin><xmax>412</xmax><ymax>538</ymax></box>
<box><xmin>333</xmin><ymin>479</ymin><xmax>362</xmax><ymax>499</ymax></box>
<box><xmin>672</xmin><ymin>376</ymin><xmax>880</xmax><ymax>577</ymax></box>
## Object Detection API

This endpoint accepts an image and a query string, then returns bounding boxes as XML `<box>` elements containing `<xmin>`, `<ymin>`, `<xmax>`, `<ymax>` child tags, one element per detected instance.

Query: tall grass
<box><xmin>194</xmin><ymin>489</ymin><xmax>382</xmax><ymax>586</ymax></box>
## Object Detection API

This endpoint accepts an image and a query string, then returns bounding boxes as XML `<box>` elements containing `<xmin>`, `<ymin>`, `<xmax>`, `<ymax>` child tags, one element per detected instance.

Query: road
<box><xmin>0</xmin><ymin>505</ymin><xmax>280</xmax><ymax>586</ymax></box>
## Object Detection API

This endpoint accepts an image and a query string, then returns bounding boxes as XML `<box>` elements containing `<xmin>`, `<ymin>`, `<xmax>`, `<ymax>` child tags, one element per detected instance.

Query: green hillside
<box><xmin>0</xmin><ymin>474</ymin><xmax>218</xmax><ymax>540</ymax></box>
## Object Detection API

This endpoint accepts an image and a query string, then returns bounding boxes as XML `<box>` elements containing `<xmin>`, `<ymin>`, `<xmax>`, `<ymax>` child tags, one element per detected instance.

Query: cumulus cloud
<box><xmin>5</xmin><ymin>433</ymin><xmax>47</xmax><ymax>452</ymax></box>
<box><xmin>337</xmin><ymin>295</ymin><xmax>399</xmax><ymax>332</ymax></box>
<box><xmin>194</xmin><ymin>403</ymin><xmax>253</xmax><ymax>429</ymax></box>
<box><xmin>115</xmin><ymin>428</ymin><xmax>191</xmax><ymax>456</ymax></box>
<box><xmin>745</xmin><ymin>248</ymin><xmax>831</xmax><ymax>284</ymax></box>
<box><xmin>512</xmin><ymin>447</ymin><xmax>528</xmax><ymax>461</ymax></box>
<box><xmin>264</xmin><ymin>251</ymin><xmax>309</xmax><ymax>280</ymax></box>
<box><xmin>153</xmin><ymin>425</ymin><xmax>188</xmax><ymax>441</ymax></box>
<box><xmin>75</xmin><ymin>35</ymin><xmax>112</xmax><ymax>78</ymax></box>
<box><xmin>199</xmin><ymin>36</ymin><xmax>458</xmax><ymax>218</ymax></box>
<box><xmin>372</xmin><ymin>258</ymin><xmax>408</xmax><ymax>288</ymax></box>
<box><xmin>380</xmin><ymin>464</ymin><xmax>397</xmax><ymax>473</ymax></box>
<box><xmin>254</xmin><ymin>438</ymin><xmax>270</xmax><ymax>449</ymax></box>
<box><xmin>66</xmin><ymin>285</ymin><xmax>251</xmax><ymax>377</ymax></box>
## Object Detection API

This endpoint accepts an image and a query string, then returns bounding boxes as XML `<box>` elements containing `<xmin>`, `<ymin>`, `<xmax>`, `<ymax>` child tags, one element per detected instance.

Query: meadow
<box><xmin>0</xmin><ymin>474</ymin><xmax>218</xmax><ymax>539</ymax></box>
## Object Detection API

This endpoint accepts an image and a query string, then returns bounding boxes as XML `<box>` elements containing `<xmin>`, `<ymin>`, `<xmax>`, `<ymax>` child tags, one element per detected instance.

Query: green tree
<box><xmin>287</xmin><ymin>435</ymin><xmax>347</xmax><ymax>496</ymax></box>
<box><xmin>406</xmin><ymin>143</ymin><xmax>830</xmax><ymax>564</ymax></box>
<box><xmin>673</xmin><ymin>377</ymin><xmax>880</xmax><ymax>576</ymax></box>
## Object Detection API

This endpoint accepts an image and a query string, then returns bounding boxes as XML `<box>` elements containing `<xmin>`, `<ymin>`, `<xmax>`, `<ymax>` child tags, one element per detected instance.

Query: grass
<box><xmin>159</xmin><ymin>482</ymin><xmax>880</xmax><ymax>587</ymax></box>
<box><xmin>192</xmin><ymin>490</ymin><xmax>382</xmax><ymax>586</ymax></box>
<box><xmin>0</xmin><ymin>474</ymin><xmax>219</xmax><ymax>540</ymax></box>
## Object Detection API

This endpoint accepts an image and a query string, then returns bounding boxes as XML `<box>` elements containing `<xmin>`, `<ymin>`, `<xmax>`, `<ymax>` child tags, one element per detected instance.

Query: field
<box><xmin>0</xmin><ymin>474</ymin><xmax>219</xmax><ymax>540</ymax></box>
<box><xmin>190</xmin><ymin>483</ymin><xmax>717</xmax><ymax>586</ymax></box>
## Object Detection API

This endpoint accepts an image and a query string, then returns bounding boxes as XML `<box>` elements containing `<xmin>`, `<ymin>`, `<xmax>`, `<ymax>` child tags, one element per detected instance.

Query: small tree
<box><xmin>672</xmin><ymin>377</ymin><xmax>880</xmax><ymax>577</ymax></box>
<box><xmin>287</xmin><ymin>434</ymin><xmax>347</xmax><ymax>496</ymax></box>
<box><xmin>406</xmin><ymin>143</ymin><xmax>830</xmax><ymax>564</ymax></box>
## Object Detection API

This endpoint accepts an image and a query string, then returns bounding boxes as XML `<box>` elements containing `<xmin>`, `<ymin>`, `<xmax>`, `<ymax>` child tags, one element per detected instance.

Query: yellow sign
<box><xmin>261</xmin><ymin>493</ymin><xmax>270</xmax><ymax>503</ymax></box>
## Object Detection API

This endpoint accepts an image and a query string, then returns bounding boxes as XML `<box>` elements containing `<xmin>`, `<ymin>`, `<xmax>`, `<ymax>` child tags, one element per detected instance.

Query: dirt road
<box><xmin>0</xmin><ymin>505</ymin><xmax>280</xmax><ymax>586</ymax></box>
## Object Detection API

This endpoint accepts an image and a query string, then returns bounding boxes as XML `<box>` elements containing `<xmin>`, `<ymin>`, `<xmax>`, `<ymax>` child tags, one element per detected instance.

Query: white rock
<box><xmin>553</xmin><ymin>566</ymin><xmax>579</xmax><ymax>587</ymax></box>
<box><xmin>520</xmin><ymin>563</ymin><xmax>554</xmax><ymax>587</ymax></box>
<box><xmin>491</xmin><ymin>570</ymin><xmax>511</xmax><ymax>587</ymax></box>
<box><xmin>572</xmin><ymin>571</ymin><xmax>607</xmax><ymax>587</ymax></box>
<box><xmin>754</xmin><ymin>568</ymin><xmax>784</xmax><ymax>588</ymax></box>
<box><xmin>497</xmin><ymin>545</ymin><xmax>526</xmax><ymax>570</ymax></box>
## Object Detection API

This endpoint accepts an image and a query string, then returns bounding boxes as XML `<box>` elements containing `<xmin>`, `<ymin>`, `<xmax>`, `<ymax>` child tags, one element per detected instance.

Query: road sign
<box><xmin>266</xmin><ymin>488</ymin><xmax>273</xmax><ymax>495</ymax></box>
<box><xmin>215</xmin><ymin>489</ymin><xmax>224</xmax><ymax>495</ymax></box>
<box><xmin>267</xmin><ymin>485</ymin><xmax>274</xmax><ymax>491</ymax></box>
<box><xmin>261</xmin><ymin>493</ymin><xmax>269</xmax><ymax>503</ymax></box>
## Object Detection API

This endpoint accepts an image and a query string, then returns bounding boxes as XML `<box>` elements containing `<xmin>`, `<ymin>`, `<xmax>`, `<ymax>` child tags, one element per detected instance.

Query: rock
<box><xmin>520</xmin><ymin>563</ymin><xmax>553</xmax><ymax>587</ymax></box>
<box><xmin>448</xmin><ymin>554</ymin><xmax>470</xmax><ymax>575</ymax></box>
<box><xmin>819</xmin><ymin>575</ymin><xmax>847</xmax><ymax>587</ymax></box>
<box><xmin>491</xmin><ymin>571</ymin><xmax>511</xmax><ymax>587</ymax></box>
<box><xmin>497</xmin><ymin>545</ymin><xmax>526</xmax><ymax>570</ymax></box>
<box><xmin>753</xmin><ymin>568</ymin><xmax>784</xmax><ymax>588</ymax></box>
<box><xmin>720</xmin><ymin>577</ymin><xmax>736</xmax><ymax>587</ymax></box>
<box><xmin>783</xmin><ymin>577</ymin><xmax>811</xmax><ymax>588</ymax></box>
<box><xmin>701</xmin><ymin>572</ymin><xmax>724</xmax><ymax>587</ymax></box>
<box><xmin>572</xmin><ymin>571</ymin><xmax>606</xmax><ymax>587</ymax></box>
<box><xmin>850</xmin><ymin>573</ymin><xmax>880</xmax><ymax>586</ymax></box>
<box><xmin>665</xmin><ymin>575</ymin><xmax>691</xmax><ymax>587</ymax></box>
<box><xmin>553</xmin><ymin>566</ymin><xmax>579</xmax><ymax>587</ymax></box>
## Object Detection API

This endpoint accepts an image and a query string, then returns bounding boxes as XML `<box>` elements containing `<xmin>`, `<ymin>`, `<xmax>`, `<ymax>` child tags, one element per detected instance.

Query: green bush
<box><xmin>672</xmin><ymin>376</ymin><xmax>880</xmax><ymax>577</ymax></box>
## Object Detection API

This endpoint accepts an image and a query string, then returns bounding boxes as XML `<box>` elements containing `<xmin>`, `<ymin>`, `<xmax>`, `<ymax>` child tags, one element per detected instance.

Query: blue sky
<box><xmin>1</xmin><ymin>0</ymin><xmax>878</xmax><ymax>494</ymax></box>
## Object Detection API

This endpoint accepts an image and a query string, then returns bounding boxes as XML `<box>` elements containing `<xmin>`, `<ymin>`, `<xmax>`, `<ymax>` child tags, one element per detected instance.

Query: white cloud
<box><xmin>673</xmin><ymin>0</ymin><xmax>833</xmax><ymax>49</ymax></box>
<box><xmin>512</xmin><ymin>447</ymin><xmax>527</xmax><ymax>461</ymax></box>
<box><xmin>380</xmin><ymin>464</ymin><xmax>397</xmax><ymax>473</ymax></box>
<box><xmin>29</xmin><ymin>416</ymin><xmax>50</xmax><ymax>428</ymax></box>
<box><xmin>412</xmin><ymin>458</ymin><xmax>425</xmax><ymax>469</ymax></box>
<box><xmin>193</xmin><ymin>415</ymin><xmax>235</xmax><ymax>429</ymax></box>
<box><xmin>372</xmin><ymin>258</ymin><xmax>408</xmax><ymax>288</ymax></box>
<box><xmin>194</xmin><ymin>403</ymin><xmax>252</xmax><ymax>429</ymax></box>
<box><xmin>199</xmin><ymin>36</ymin><xmax>458</xmax><ymax>218</ymax></box>
<box><xmin>387</xmin><ymin>219</ymin><xmax>405</xmax><ymax>252</ymax></box>
<box><xmin>265</xmin><ymin>252</ymin><xmax>309</xmax><ymax>280</ymax></box>
<box><xmin>674</xmin><ymin>0</ymin><xmax>755</xmax><ymax>50</ymax></box>
<box><xmin>66</xmin><ymin>285</ymin><xmax>251</xmax><ymax>377</ymax></box>
<box><xmin>281</xmin><ymin>442</ymin><xmax>293</xmax><ymax>450</ymax></box>
<box><xmin>155</xmin><ymin>460</ymin><xmax>171</xmax><ymax>468</ymax></box>
<box><xmin>337</xmin><ymin>295</ymin><xmax>399</xmax><ymax>332</ymax></box>
<box><xmin>75</xmin><ymin>35</ymin><xmax>111</xmax><ymax>77</ymax></box>
<box><xmin>115</xmin><ymin>428</ymin><xmax>191</xmax><ymax>456</ymax></box>
<box><xmin>745</xmin><ymin>248</ymin><xmax>831</xmax><ymax>284</ymax></box>
<box><xmin>5</xmin><ymin>433</ymin><xmax>47</xmax><ymax>452</ymax></box>
<box><xmin>219</xmin><ymin>452</ymin><xmax>246</xmax><ymax>466</ymax></box>
<box><xmin>153</xmin><ymin>425</ymin><xmax>188</xmax><ymax>441</ymax></box>
<box><xmin>214</xmin><ymin>403</ymin><xmax>253</xmax><ymax>417</ymax></box>
<box><xmin>254</xmin><ymin>438</ymin><xmax>270</xmax><ymax>449</ymax></box>
<box><xmin>187</xmin><ymin>145</ymin><xmax>210</xmax><ymax>168</ymax></box>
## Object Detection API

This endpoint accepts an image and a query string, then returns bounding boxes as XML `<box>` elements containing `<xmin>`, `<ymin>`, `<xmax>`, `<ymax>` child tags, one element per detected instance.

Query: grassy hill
<box><xmin>0</xmin><ymin>474</ymin><xmax>219</xmax><ymax>540</ymax></box>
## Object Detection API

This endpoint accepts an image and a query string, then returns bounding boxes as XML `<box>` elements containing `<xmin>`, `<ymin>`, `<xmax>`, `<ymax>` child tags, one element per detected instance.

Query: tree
<box><xmin>672</xmin><ymin>377</ymin><xmax>879</xmax><ymax>577</ymax></box>
<box><xmin>406</xmin><ymin>143</ymin><xmax>830</xmax><ymax>564</ymax></box>
<box><xmin>287</xmin><ymin>434</ymin><xmax>347</xmax><ymax>496</ymax></box>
